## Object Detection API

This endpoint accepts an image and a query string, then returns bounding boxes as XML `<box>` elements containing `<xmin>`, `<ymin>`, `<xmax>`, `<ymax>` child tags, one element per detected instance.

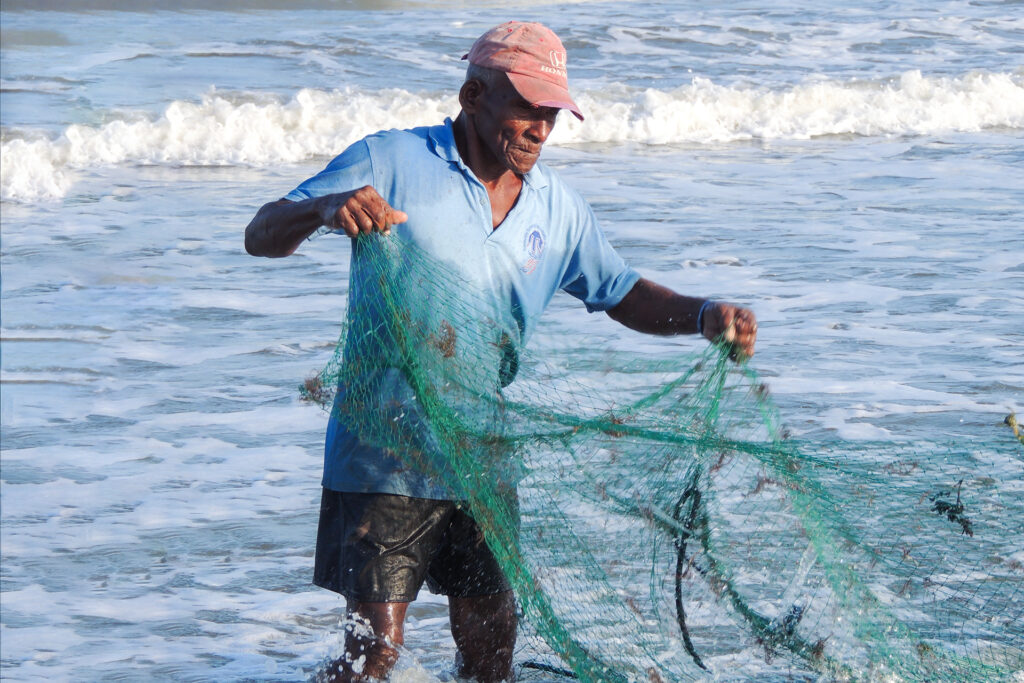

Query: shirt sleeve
<box><xmin>559</xmin><ymin>201</ymin><xmax>641</xmax><ymax>312</ymax></box>
<box><xmin>283</xmin><ymin>138</ymin><xmax>375</xmax><ymax>203</ymax></box>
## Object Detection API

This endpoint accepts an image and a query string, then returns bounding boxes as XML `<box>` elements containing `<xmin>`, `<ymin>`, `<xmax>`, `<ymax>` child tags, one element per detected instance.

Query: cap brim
<box><xmin>507</xmin><ymin>72</ymin><xmax>584</xmax><ymax>121</ymax></box>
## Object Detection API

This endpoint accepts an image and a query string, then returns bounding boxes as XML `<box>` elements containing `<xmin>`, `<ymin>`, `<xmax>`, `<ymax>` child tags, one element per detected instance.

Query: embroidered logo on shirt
<box><xmin>521</xmin><ymin>226</ymin><xmax>546</xmax><ymax>274</ymax></box>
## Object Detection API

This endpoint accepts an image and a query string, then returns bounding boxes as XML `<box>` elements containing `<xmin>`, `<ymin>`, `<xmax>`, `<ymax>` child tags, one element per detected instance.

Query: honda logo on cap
<box><xmin>549</xmin><ymin>51</ymin><xmax>567</xmax><ymax>69</ymax></box>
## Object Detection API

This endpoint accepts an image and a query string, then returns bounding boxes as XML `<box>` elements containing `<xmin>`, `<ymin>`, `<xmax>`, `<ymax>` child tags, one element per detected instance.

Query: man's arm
<box><xmin>244</xmin><ymin>186</ymin><xmax>408</xmax><ymax>258</ymax></box>
<box><xmin>607</xmin><ymin>278</ymin><xmax>757</xmax><ymax>359</ymax></box>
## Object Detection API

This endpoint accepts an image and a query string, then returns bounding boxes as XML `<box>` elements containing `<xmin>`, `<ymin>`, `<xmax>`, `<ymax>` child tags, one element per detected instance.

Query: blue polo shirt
<box><xmin>286</xmin><ymin>118</ymin><xmax>640</xmax><ymax>499</ymax></box>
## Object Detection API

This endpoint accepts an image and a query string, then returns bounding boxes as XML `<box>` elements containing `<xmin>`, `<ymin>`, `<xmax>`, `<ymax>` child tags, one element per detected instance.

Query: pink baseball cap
<box><xmin>462</xmin><ymin>21</ymin><xmax>584</xmax><ymax>121</ymax></box>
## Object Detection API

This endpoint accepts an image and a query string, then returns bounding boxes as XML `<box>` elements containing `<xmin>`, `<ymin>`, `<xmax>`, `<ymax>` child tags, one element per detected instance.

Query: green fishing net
<box><xmin>302</xmin><ymin>234</ymin><xmax>1023</xmax><ymax>682</ymax></box>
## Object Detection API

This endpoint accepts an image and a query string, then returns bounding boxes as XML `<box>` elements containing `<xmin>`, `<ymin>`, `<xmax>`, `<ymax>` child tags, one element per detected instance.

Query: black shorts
<box><xmin>313</xmin><ymin>489</ymin><xmax>512</xmax><ymax>603</ymax></box>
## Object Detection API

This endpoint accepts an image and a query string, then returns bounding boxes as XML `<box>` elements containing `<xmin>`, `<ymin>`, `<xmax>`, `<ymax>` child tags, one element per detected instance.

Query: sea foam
<box><xmin>2</xmin><ymin>70</ymin><xmax>1022</xmax><ymax>201</ymax></box>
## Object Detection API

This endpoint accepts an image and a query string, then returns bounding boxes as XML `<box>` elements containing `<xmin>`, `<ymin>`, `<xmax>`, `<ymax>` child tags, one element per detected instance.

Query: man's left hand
<box><xmin>702</xmin><ymin>302</ymin><xmax>757</xmax><ymax>360</ymax></box>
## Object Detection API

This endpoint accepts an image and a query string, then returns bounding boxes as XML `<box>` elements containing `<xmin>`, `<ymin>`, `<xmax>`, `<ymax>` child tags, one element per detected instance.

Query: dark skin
<box><xmin>247</xmin><ymin>71</ymin><xmax>756</xmax><ymax>683</ymax></box>
<box><xmin>317</xmin><ymin>595</ymin><xmax>516</xmax><ymax>683</ymax></box>
<box><xmin>320</xmin><ymin>603</ymin><xmax>406</xmax><ymax>681</ymax></box>
<box><xmin>452</xmin><ymin>73</ymin><xmax>558</xmax><ymax>228</ymax></box>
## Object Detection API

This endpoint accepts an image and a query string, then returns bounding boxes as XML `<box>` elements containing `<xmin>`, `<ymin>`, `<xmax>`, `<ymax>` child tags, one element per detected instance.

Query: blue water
<box><xmin>2</xmin><ymin>1</ymin><xmax>1022</xmax><ymax>680</ymax></box>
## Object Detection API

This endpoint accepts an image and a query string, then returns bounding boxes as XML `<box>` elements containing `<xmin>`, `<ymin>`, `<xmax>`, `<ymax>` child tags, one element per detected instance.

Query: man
<box><xmin>245</xmin><ymin>21</ymin><xmax>757</xmax><ymax>683</ymax></box>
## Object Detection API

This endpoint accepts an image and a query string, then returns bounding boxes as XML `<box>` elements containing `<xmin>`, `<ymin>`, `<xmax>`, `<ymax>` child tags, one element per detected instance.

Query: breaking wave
<box><xmin>3</xmin><ymin>69</ymin><xmax>1022</xmax><ymax>201</ymax></box>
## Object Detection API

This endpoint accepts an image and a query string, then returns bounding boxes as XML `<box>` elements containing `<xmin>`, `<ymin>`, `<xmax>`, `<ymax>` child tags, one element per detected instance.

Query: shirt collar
<box><xmin>429</xmin><ymin>117</ymin><xmax>549</xmax><ymax>190</ymax></box>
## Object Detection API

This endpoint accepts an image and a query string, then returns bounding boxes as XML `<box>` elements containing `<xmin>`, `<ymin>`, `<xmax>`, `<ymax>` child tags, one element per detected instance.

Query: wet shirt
<box><xmin>286</xmin><ymin>118</ymin><xmax>640</xmax><ymax>499</ymax></box>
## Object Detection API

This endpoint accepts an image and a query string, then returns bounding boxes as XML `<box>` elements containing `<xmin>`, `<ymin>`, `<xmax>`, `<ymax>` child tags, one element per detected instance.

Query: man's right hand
<box><xmin>318</xmin><ymin>185</ymin><xmax>408</xmax><ymax>238</ymax></box>
<box><xmin>245</xmin><ymin>186</ymin><xmax>408</xmax><ymax>258</ymax></box>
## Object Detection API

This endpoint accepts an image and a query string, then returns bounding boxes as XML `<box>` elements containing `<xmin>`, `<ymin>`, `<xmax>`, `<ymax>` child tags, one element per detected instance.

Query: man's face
<box><xmin>474</xmin><ymin>76</ymin><xmax>560</xmax><ymax>176</ymax></box>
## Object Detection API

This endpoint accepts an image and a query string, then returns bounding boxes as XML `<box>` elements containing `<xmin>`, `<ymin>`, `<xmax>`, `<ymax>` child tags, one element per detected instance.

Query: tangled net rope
<box><xmin>303</xmin><ymin>234</ymin><xmax>1023</xmax><ymax>682</ymax></box>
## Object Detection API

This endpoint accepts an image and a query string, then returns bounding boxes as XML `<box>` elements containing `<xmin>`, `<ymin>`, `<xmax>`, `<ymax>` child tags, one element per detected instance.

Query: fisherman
<box><xmin>245</xmin><ymin>21</ymin><xmax>757</xmax><ymax>683</ymax></box>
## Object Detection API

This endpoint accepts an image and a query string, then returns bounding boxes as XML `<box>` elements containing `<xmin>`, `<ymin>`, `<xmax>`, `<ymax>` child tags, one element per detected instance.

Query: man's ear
<box><xmin>459</xmin><ymin>78</ymin><xmax>485</xmax><ymax>114</ymax></box>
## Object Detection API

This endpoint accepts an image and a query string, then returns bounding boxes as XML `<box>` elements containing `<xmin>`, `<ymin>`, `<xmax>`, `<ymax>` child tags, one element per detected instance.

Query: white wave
<box><xmin>0</xmin><ymin>88</ymin><xmax>457</xmax><ymax>202</ymax></box>
<box><xmin>3</xmin><ymin>70</ymin><xmax>1022</xmax><ymax>201</ymax></box>
<box><xmin>562</xmin><ymin>69</ymin><xmax>1024</xmax><ymax>144</ymax></box>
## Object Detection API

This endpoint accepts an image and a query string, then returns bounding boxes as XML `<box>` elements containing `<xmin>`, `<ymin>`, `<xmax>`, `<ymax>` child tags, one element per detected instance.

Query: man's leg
<box><xmin>322</xmin><ymin>601</ymin><xmax>409</xmax><ymax>682</ymax></box>
<box><xmin>315</xmin><ymin>490</ymin><xmax>456</xmax><ymax>680</ymax></box>
<box><xmin>449</xmin><ymin>590</ymin><xmax>517</xmax><ymax>683</ymax></box>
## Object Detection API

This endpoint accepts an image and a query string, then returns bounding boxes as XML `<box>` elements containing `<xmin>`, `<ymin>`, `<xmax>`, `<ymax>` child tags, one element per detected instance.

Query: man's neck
<box><xmin>452</xmin><ymin>113</ymin><xmax>523</xmax><ymax>193</ymax></box>
<box><xmin>452</xmin><ymin>113</ymin><xmax>525</xmax><ymax>230</ymax></box>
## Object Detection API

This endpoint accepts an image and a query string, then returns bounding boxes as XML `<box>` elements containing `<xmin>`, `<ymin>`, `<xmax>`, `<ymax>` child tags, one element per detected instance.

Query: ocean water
<box><xmin>2</xmin><ymin>1</ymin><xmax>1023</xmax><ymax>681</ymax></box>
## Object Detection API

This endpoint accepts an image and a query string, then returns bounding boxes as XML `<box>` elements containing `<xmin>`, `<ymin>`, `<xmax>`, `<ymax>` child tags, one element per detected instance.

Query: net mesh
<box><xmin>302</xmin><ymin>234</ymin><xmax>1023</xmax><ymax>682</ymax></box>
